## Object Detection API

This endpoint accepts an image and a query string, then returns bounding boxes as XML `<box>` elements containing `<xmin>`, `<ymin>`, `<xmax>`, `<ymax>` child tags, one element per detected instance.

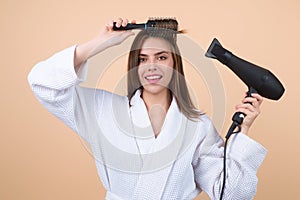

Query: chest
<box><xmin>147</xmin><ymin>104</ymin><xmax>167</xmax><ymax>138</ymax></box>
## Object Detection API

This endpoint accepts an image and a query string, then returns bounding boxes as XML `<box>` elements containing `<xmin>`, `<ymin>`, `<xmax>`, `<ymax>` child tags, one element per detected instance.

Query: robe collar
<box><xmin>129</xmin><ymin>89</ymin><xmax>184</xmax><ymax>153</ymax></box>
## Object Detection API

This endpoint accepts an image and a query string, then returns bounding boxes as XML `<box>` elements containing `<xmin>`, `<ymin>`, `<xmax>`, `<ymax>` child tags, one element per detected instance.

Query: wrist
<box><xmin>240</xmin><ymin>125</ymin><xmax>249</xmax><ymax>135</ymax></box>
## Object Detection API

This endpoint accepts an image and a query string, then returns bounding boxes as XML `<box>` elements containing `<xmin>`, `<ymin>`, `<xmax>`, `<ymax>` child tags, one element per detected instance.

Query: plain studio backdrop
<box><xmin>1</xmin><ymin>0</ymin><xmax>298</xmax><ymax>199</ymax></box>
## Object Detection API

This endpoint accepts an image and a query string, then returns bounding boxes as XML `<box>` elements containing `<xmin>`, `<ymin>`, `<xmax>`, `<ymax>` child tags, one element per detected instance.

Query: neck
<box><xmin>141</xmin><ymin>89</ymin><xmax>171</xmax><ymax>112</ymax></box>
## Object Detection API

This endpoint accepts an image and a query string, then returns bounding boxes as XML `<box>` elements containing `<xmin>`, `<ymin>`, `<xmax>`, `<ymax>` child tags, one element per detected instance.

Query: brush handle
<box><xmin>113</xmin><ymin>22</ymin><xmax>146</xmax><ymax>31</ymax></box>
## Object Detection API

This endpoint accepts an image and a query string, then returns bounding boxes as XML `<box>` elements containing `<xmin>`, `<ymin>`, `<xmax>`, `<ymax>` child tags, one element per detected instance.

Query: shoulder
<box><xmin>188</xmin><ymin>114</ymin><xmax>221</xmax><ymax>144</ymax></box>
<box><xmin>75</xmin><ymin>86</ymin><xmax>127</xmax><ymax>100</ymax></box>
<box><xmin>189</xmin><ymin>114</ymin><xmax>215</xmax><ymax>129</ymax></box>
<box><xmin>74</xmin><ymin>86</ymin><xmax>129</xmax><ymax>109</ymax></box>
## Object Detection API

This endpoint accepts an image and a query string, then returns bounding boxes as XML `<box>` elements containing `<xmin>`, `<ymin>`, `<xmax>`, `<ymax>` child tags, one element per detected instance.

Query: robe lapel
<box><xmin>130</xmin><ymin>90</ymin><xmax>190</xmax><ymax>199</ymax></box>
<box><xmin>130</xmin><ymin>90</ymin><xmax>185</xmax><ymax>154</ymax></box>
<box><xmin>130</xmin><ymin>90</ymin><xmax>156</xmax><ymax>154</ymax></box>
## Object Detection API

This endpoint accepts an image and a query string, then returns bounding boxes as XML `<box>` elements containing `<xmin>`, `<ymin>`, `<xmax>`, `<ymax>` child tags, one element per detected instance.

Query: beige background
<box><xmin>1</xmin><ymin>0</ymin><xmax>299</xmax><ymax>199</ymax></box>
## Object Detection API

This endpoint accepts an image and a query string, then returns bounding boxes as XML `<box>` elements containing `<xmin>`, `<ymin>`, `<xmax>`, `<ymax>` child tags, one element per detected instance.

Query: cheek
<box><xmin>137</xmin><ymin>66</ymin><xmax>145</xmax><ymax>82</ymax></box>
<box><xmin>158</xmin><ymin>59</ymin><xmax>174</xmax><ymax>83</ymax></box>
<box><xmin>162</xmin><ymin>58</ymin><xmax>174</xmax><ymax>68</ymax></box>
<box><xmin>163</xmin><ymin>67</ymin><xmax>174</xmax><ymax>82</ymax></box>
<box><xmin>166</xmin><ymin>60</ymin><xmax>175</xmax><ymax>78</ymax></box>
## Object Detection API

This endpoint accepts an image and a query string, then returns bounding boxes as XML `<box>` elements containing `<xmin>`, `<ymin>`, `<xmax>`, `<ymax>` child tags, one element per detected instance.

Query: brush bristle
<box><xmin>147</xmin><ymin>17</ymin><xmax>178</xmax><ymax>31</ymax></box>
<box><xmin>145</xmin><ymin>17</ymin><xmax>186</xmax><ymax>41</ymax></box>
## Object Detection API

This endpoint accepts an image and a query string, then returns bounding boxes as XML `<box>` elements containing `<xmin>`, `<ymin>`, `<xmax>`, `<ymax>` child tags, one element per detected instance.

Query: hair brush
<box><xmin>113</xmin><ymin>17</ymin><xmax>184</xmax><ymax>32</ymax></box>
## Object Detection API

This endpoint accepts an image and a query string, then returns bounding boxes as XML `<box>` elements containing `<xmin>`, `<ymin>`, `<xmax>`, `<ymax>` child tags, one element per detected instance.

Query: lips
<box><xmin>144</xmin><ymin>74</ymin><xmax>162</xmax><ymax>84</ymax></box>
<box><xmin>145</xmin><ymin>75</ymin><xmax>162</xmax><ymax>80</ymax></box>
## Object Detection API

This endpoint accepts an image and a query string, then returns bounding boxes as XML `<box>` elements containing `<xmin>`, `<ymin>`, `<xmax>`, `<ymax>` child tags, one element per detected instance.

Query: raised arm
<box><xmin>28</xmin><ymin>18</ymin><xmax>135</xmax><ymax>142</ymax></box>
<box><xmin>74</xmin><ymin>18</ymin><xmax>135</xmax><ymax>69</ymax></box>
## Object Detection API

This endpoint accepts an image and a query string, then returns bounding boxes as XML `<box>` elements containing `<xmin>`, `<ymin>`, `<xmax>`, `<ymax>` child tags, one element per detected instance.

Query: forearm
<box><xmin>74</xmin><ymin>35</ymin><xmax>109</xmax><ymax>71</ymax></box>
<box><xmin>220</xmin><ymin>134</ymin><xmax>267</xmax><ymax>199</ymax></box>
<box><xmin>193</xmin><ymin>119</ymin><xmax>267</xmax><ymax>199</ymax></box>
<box><xmin>74</xmin><ymin>20</ymin><xmax>135</xmax><ymax>70</ymax></box>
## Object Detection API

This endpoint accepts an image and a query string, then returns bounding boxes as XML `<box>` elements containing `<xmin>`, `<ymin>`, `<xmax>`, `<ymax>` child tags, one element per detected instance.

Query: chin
<box><xmin>142</xmin><ymin>85</ymin><xmax>168</xmax><ymax>95</ymax></box>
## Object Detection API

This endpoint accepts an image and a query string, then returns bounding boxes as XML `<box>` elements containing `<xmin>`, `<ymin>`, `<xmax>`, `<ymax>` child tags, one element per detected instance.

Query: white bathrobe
<box><xmin>28</xmin><ymin>45</ymin><xmax>267</xmax><ymax>200</ymax></box>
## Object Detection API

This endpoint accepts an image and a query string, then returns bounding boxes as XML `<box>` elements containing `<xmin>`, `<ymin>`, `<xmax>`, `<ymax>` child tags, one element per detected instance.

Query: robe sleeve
<box><xmin>192</xmin><ymin>117</ymin><xmax>267</xmax><ymax>200</ymax></box>
<box><xmin>27</xmin><ymin>45</ymin><xmax>100</xmax><ymax>143</ymax></box>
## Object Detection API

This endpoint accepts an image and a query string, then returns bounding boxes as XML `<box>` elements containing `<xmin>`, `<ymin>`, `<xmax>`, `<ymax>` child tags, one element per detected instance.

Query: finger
<box><xmin>235</xmin><ymin>107</ymin><xmax>257</xmax><ymax>118</ymax></box>
<box><xmin>236</xmin><ymin>103</ymin><xmax>256</xmax><ymax>112</ymax></box>
<box><xmin>243</xmin><ymin>92</ymin><xmax>263</xmax><ymax>104</ymax></box>
<box><xmin>236</xmin><ymin>103</ymin><xmax>260</xmax><ymax>116</ymax></box>
<box><xmin>105</xmin><ymin>20</ymin><xmax>114</xmax><ymax>30</ymax></box>
<box><xmin>242</xmin><ymin>96</ymin><xmax>263</xmax><ymax>108</ymax></box>
<box><xmin>107</xmin><ymin>20</ymin><xmax>113</xmax><ymax>26</ymax></box>
<box><xmin>115</xmin><ymin>17</ymin><xmax>123</xmax><ymax>28</ymax></box>
<box><xmin>242</xmin><ymin>97</ymin><xmax>259</xmax><ymax>107</ymax></box>
<box><xmin>251</xmin><ymin>93</ymin><xmax>263</xmax><ymax>105</ymax></box>
<box><xmin>131</xmin><ymin>19</ymin><xmax>137</xmax><ymax>24</ymax></box>
<box><xmin>122</xmin><ymin>18</ymin><xmax>129</xmax><ymax>27</ymax></box>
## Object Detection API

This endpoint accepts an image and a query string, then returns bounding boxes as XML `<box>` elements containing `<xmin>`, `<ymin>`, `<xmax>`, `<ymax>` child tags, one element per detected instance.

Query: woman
<box><xmin>28</xmin><ymin>18</ymin><xmax>267</xmax><ymax>199</ymax></box>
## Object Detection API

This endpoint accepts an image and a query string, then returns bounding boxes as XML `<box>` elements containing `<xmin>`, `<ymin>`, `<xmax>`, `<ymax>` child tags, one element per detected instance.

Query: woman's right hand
<box><xmin>74</xmin><ymin>18</ymin><xmax>136</xmax><ymax>68</ymax></box>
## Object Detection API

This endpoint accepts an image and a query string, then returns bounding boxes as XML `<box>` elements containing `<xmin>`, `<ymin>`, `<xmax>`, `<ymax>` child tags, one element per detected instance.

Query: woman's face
<box><xmin>138</xmin><ymin>37</ymin><xmax>174</xmax><ymax>96</ymax></box>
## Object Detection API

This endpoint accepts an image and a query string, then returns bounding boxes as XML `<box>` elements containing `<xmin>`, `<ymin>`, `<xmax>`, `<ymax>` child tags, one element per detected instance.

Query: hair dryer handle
<box><xmin>245</xmin><ymin>87</ymin><xmax>258</xmax><ymax>106</ymax></box>
<box><xmin>247</xmin><ymin>87</ymin><xmax>257</xmax><ymax>97</ymax></box>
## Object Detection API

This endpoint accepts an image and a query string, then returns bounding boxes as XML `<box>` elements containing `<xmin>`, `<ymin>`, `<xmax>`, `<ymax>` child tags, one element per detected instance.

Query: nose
<box><xmin>146</xmin><ymin>56</ymin><xmax>158</xmax><ymax>71</ymax></box>
<box><xmin>147</xmin><ymin>64</ymin><xmax>157</xmax><ymax>72</ymax></box>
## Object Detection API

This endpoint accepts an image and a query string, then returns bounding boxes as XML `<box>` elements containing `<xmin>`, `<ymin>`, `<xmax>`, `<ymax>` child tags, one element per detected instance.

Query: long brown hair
<box><xmin>127</xmin><ymin>29</ymin><xmax>202</xmax><ymax>120</ymax></box>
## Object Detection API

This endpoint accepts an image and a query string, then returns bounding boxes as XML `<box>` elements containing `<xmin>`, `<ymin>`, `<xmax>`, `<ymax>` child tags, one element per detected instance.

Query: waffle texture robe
<box><xmin>28</xmin><ymin>45</ymin><xmax>267</xmax><ymax>200</ymax></box>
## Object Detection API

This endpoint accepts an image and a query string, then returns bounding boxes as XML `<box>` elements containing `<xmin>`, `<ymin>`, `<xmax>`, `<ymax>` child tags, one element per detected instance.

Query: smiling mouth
<box><xmin>145</xmin><ymin>75</ymin><xmax>162</xmax><ymax>80</ymax></box>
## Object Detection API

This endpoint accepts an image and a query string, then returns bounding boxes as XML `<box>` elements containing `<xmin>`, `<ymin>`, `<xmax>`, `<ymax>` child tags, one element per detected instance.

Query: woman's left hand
<box><xmin>235</xmin><ymin>93</ymin><xmax>263</xmax><ymax>135</ymax></box>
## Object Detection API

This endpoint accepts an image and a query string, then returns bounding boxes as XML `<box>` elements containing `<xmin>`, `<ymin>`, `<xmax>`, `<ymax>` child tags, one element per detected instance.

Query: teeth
<box><xmin>145</xmin><ymin>75</ymin><xmax>162</xmax><ymax>80</ymax></box>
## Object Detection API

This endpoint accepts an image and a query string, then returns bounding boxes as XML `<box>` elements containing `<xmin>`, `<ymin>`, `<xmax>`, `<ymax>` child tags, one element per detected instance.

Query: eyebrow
<box><xmin>138</xmin><ymin>51</ymin><xmax>170</xmax><ymax>57</ymax></box>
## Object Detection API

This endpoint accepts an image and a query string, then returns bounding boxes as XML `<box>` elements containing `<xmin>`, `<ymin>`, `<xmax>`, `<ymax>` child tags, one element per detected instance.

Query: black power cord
<box><xmin>219</xmin><ymin>88</ymin><xmax>256</xmax><ymax>200</ymax></box>
<box><xmin>219</xmin><ymin>112</ymin><xmax>246</xmax><ymax>200</ymax></box>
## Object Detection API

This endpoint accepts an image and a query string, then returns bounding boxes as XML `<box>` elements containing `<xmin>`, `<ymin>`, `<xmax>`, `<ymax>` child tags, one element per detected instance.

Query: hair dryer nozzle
<box><xmin>205</xmin><ymin>38</ymin><xmax>222</xmax><ymax>59</ymax></box>
<box><xmin>205</xmin><ymin>38</ymin><xmax>233</xmax><ymax>65</ymax></box>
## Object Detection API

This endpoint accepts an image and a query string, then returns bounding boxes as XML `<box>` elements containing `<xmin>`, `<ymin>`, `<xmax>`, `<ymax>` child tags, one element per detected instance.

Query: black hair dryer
<box><xmin>205</xmin><ymin>38</ymin><xmax>285</xmax><ymax>100</ymax></box>
<box><xmin>205</xmin><ymin>38</ymin><xmax>285</xmax><ymax>138</ymax></box>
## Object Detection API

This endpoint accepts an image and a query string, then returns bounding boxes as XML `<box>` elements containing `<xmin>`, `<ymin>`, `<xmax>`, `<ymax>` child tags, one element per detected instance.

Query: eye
<box><xmin>138</xmin><ymin>57</ymin><xmax>146</xmax><ymax>63</ymax></box>
<box><xmin>158</xmin><ymin>56</ymin><xmax>167</xmax><ymax>61</ymax></box>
